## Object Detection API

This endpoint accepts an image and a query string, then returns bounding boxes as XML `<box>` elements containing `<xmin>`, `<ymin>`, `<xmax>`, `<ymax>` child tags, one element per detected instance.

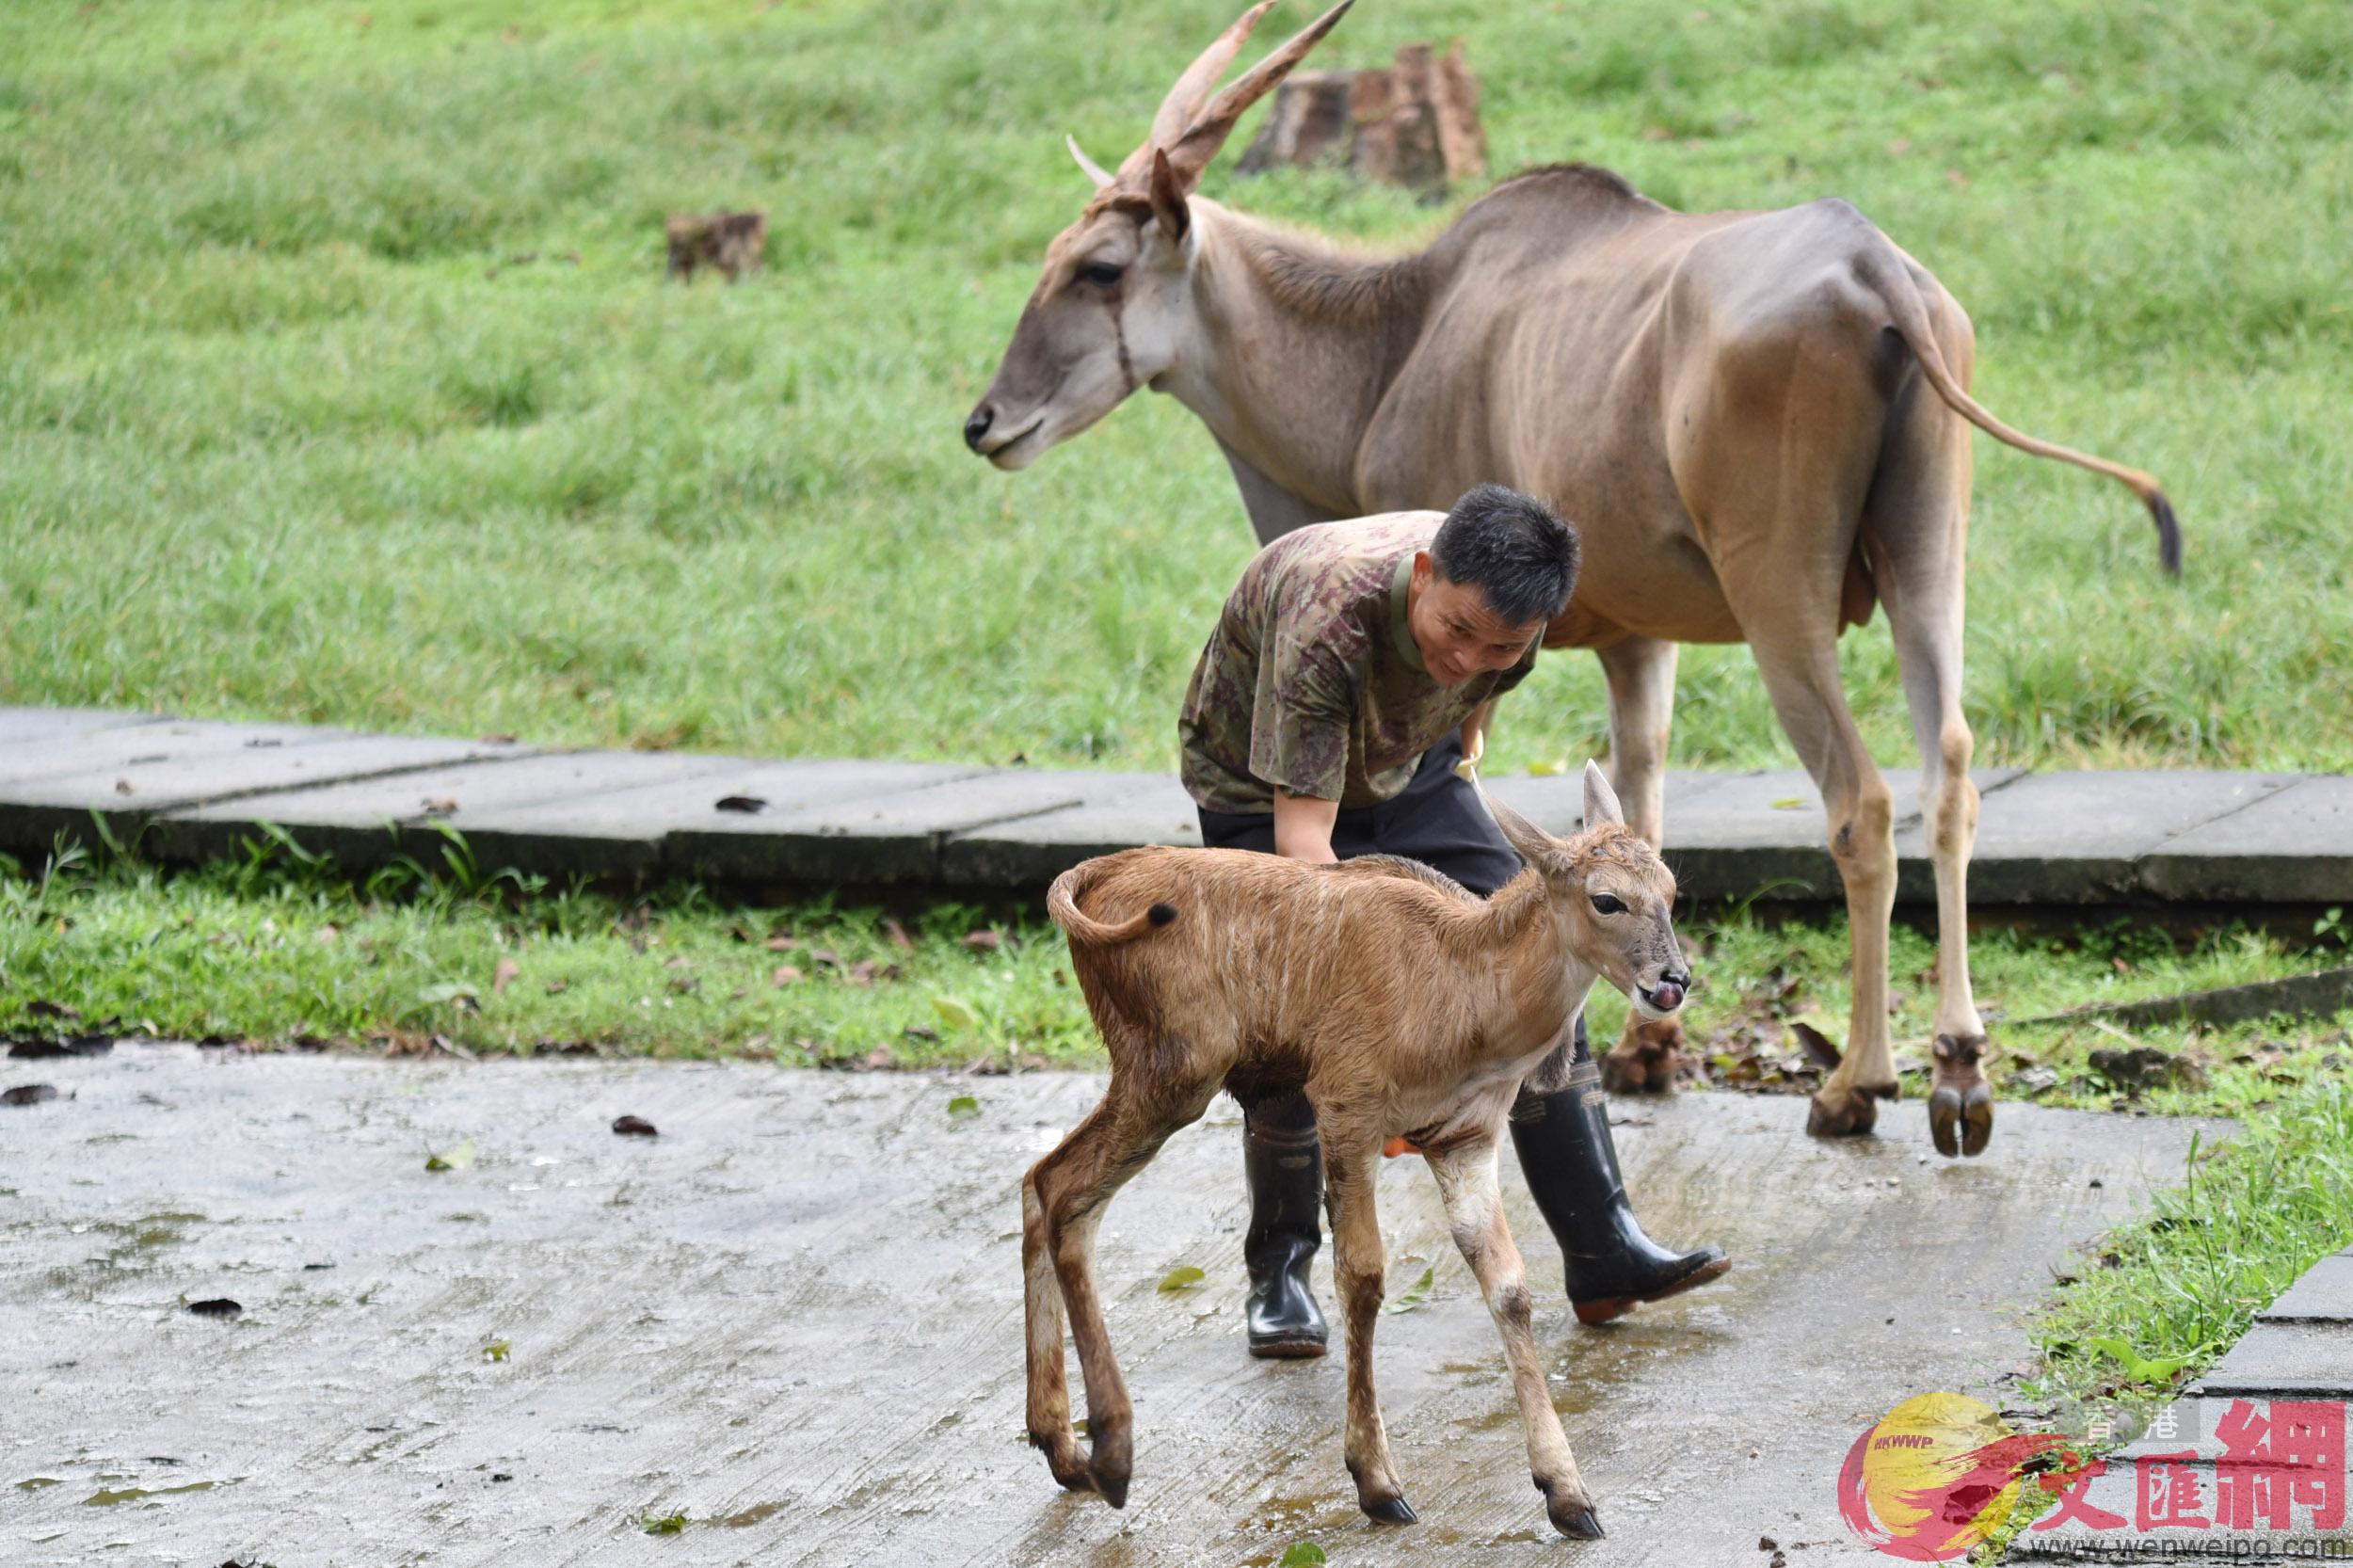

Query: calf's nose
<box><xmin>963</xmin><ymin>405</ymin><xmax>995</xmax><ymax>452</ymax></box>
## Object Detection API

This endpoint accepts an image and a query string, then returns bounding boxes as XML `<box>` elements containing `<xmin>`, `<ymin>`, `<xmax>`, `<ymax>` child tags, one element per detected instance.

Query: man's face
<box><xmin>1407</xmin><ymin>552</ymin><xmax>1549</xmax><ymax>686</ymax></box>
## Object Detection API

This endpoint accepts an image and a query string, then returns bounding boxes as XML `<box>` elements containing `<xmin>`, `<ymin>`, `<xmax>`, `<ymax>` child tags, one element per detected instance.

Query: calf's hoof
<box><xmin>1537</xmin><ymin>1475</ymin><xmax>1605</xmax><ymax>1539</ymax></box>
<box><xmin>1600</xmin><ymin>1017</ymin><xmax>1685</xmax><ymax>1095</ymax></box>
<box><xmin>1550</xmin><ymin>1504</ymin><xmax>1606</xmax><ymax>1540</ymax></box>
<box><xmin>1361</xmin><ymin>1494</ymin><xmax>1418</xmax><ymax>1526</ymax></box>
<box><xmin>1029</xmin><ymin>1428</ymin><xmax>1094</xmax><ymax>1494</ymax></box>
<box><xmin>1929</xmin><ymin>1033</ymin><xmax>1994</xmax><ymax>1159</ymax></box>
<box><xmin>1806</xmin><ymin>1082</ymin><xmax>1888</xmax><ymax>1139</ymax></box>
<box><xmin>1087</xmin><ymin>1422</ymin><xmax>1132</xmax><ymax>1509</ymax></box>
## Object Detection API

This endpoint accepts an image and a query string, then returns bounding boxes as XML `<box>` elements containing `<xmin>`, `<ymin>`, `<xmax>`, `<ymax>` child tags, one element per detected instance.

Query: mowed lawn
<box><xmin>1</xmin><ymin>0</ymin><xmax>2347</xmax><ymax>775</ymax></box>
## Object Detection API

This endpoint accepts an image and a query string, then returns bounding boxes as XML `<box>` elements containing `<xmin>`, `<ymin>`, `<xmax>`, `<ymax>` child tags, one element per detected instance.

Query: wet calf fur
<box><xmin>1022</xmin><ymin>762</ymin><xmax>1690</xmax><ymax>1538</ymax></box>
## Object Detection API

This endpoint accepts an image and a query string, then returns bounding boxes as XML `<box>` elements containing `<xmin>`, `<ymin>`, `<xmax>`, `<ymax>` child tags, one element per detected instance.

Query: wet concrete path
<box><xmin>3</xmin><ymin>1048</ymin><xmax>2219</xmax><ymax>1566</ymax></box>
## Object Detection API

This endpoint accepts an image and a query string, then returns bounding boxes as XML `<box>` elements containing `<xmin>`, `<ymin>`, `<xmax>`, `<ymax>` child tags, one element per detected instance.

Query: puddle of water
<box><xmin>716</xmin><ymin>1500</ymin><xmax>787</xmax><ymax>1528</ymax></box>
<box><xmin>16</xmin><ymin>1476</ymin><xmax>64</xmax><ymax>1491</ymax></box>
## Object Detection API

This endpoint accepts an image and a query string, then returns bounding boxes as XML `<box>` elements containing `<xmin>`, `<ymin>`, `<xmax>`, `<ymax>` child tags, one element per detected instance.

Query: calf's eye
<box><xmin>1079</xmin><ymin>262</ymin><xmax>1125</xmax><ymax>287</ymax></box>
<box><xmin>1590</xmin><ymin>893</ymin><xmax>1625</xmax><ymax>916</ymax></box>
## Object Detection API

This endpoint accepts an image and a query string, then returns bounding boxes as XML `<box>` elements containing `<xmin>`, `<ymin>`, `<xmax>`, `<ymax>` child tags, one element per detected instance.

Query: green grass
<box><xmin>6</xmin><ymin>836</ymin><xmax>2345</xmax><ymax>1106</ymax></box>
<box><xmin>1974</xmin><ymin>1080</ymin><xmax>2353</xmax><ymax>1560</ymax></box>
<box><xmin>2</xmin><ymin>0</ymin><xmax>2348</xmax><ymax>772</ymax></box>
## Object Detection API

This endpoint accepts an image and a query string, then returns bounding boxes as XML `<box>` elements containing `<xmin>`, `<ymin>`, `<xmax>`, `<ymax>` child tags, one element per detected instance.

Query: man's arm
<box><xmin>1272</xmin><ymin>789</ymin><xmax>1340</xmax><ymax>863</ymax></box>
<box><xmin>1462</xmin><ymin>699</ymin><xmax>1496</xmax><ymax>769</ymax></box>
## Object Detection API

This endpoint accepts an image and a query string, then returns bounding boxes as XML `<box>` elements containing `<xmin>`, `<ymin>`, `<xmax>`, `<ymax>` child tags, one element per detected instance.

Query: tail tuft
<box><xmin>1147</xmin><ymin>903</ymin><xmax>1178</xmax><ymax>927</ymax></box>
<box><xmin>2148</xmin><ymin>488</ymin><xmax>2184</xmax><ymax>577</ymax></box>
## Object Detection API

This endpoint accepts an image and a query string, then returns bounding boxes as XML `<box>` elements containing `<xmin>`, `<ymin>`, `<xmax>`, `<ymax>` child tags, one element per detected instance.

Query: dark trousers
<box><xmin>1195</xmin><ymin>728</ymin><xmax>1588</xmax><ymax>1130</ymax></box>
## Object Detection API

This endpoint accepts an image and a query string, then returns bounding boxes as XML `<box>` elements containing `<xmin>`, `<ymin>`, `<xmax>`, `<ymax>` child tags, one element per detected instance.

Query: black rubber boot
<box><xmin>1241</xmin><ymin>1102</ymin><xmax>1328</xmax><ymax>1359</ymax></box>
<box><xmin>1511</xmin><ymin>1022</ymin><xmax>1730</xmax><ymax>1326</ymax></box>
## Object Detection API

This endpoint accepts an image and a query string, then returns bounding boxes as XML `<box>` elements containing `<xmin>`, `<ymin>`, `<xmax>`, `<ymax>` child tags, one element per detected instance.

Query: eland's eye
<box><xmin>1078</xmin><ymin>262</ymin><xmax>1125</xmax><ymax>288</ymax></box>
<box><xmin>1590</xmin><ymin>893</ymin><xmax>1625</xmax><ymax>916</ymax></box>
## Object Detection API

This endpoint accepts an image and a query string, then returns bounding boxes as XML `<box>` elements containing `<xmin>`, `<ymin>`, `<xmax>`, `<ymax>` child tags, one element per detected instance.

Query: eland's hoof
<box><xmin>1807</xmin><ymin>1083</ymin><xmax>1887</xmax><ymax>1139</ymax></box>
<box><xmin>1361</xmin><ymin>1494</ymin><xmax>1418</xmax><ymax>1526</ymax></box>
<box><xmin>1929</xmin><ymin>1033</ymin><xmax>1995</xmax><ymax>1158</ymax></box>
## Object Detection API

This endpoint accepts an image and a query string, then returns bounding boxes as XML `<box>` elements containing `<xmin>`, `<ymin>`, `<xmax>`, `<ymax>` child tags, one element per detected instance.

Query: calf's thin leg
<box><xmin>1426</xmin><ymin>1132</ymin><xmax>1604</xmax><ymax>1540</ymax></box>
<box><xmin>1323</xmin><ymin>1136</ymin><xmax>1413</xmax><ymax>1524</ymax></box>
<box><xmin>1023</xmin><ymin>1079</ymin><xmax>1200</xmax><ymax>1506</ymax></box>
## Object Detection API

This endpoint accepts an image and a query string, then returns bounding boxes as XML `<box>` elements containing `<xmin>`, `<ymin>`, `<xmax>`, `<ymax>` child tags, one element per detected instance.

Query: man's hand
<box><xmin>1455</xmin><ymin>699</ymin><xmax>1496</xmax><ymax>782</ymax></box>
<box><xmin>1272</xmin><ymin>789</ymin><xmax>1340</xmax><ymax>864</ymax></box>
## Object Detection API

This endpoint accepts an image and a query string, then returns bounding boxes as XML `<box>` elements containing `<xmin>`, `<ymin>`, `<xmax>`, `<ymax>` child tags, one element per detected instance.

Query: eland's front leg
<box><xmin>1322</xmin><ymin>1140</ymin><xmax>1414</xmax><ymax>1524</ymax></box>
<box><xmin>1426</xmin><ymin>1133</ymin><xmax>1604</xmax><ymax>1540</ymax></box>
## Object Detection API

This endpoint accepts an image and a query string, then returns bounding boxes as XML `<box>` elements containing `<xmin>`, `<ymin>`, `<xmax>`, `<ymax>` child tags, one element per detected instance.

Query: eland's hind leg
<box><xmin>1029</xmin><ymin>1073</ymin><xmax>1208</xmax><ymax>1507</ymax></box>
<box><xmin>1427</xmin><ymin>1128</ymin><xmax>1603</xmax><ymax>1540</ymax></box>
<box><xmin>1869</xmin><ymin>293</ymin><xmax>1993</xmax><ymax>1157</ymax></box>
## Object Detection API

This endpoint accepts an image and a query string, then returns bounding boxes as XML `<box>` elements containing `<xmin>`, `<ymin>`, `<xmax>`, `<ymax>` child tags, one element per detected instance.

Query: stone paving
<box><xmin>0</xmin><ymin>1045</ymin><xmax>2240</xmax><ymax>1567</ymax></box>
<box><xmin>2013</xmin><ymin>1243</ymin><xmax>2353</xmax><ymax>1564</ymax></box>
<box><xmin>4</xmin><ymin>707</ymin><xmax>2348</xmax><ymax>903</ymax></box>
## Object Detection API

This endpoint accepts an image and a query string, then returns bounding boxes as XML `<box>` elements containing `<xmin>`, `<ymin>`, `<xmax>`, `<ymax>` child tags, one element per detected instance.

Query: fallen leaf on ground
<box><xmin>544</xmin><ymin>979</ymin><xmax>569</xmax><ymax>996</ymax></box>
<box><xmin>771</xmin><ymin>966</ymin><xmax>803</xmax><ymax>986</ymax></box>
<box><xmin>1788</xmin><ymin>1019</ymin><xmax>1842</xmax><ymax>1070</ymax></box>
<box><xmin>641</xmin><ymin>1512</ymin><xmax>687</xmax><ymax>1535</ymax></box>
<box><xmin>422</xmin><ymin>797</ymin><xmax>458</xmax><ymax>816</ymax></box>
<box><xmin>2</xmin><ymin>1084</ymin><xmax>59</xmax><ymax>1106</ymax></box>
<box><xmin>1383</xmin><ymin>1263</ymin><xmax>1435</xmax><ymax>1314</ymax></box>
<box><xmin>187</xmin><ymin>1298</ymin><xmax>243</xmax><ymax>1318</ymax></box>
<box><xmin>947</xmin><ymin>1094</ymin><xmax>981</xmax><ymax>1117</ymax></box>
<box><xmin>846</xmin><ymin>960</ymin><xmax>880</xmax><ymax>986</ymax></box>
<box><xmin>933</xmin><ymin>996</ymin><xmax>980</xmax><ymax>1031</ymax></box>
<box><xmin>492</xmin><ymin>958</ymin><xmax>520</xmax><ymax>996</ymax></box>
<box><xmin>1278</xmin><ymin>1545</ymin><xmax>1329</xmax><ymax>1568</ymax></box>
<box><xmin>426</xmin><ymin>1138</ymin><xmax>478</xmax><ymax>1172</ymax></box>
<box><xmin>713</xmin><ymin>795</ymin><xmax>766</xmax><ymax>814</ymax></box>
<box><xmin>766</xmin><ymin>935</ymin><xmax>799</xmax><ymax>952</ymax></box>
<box><xmin>882</xmin><ymin>919</ymin><xmax>915</xmax><ymax>952</ymax></box>
<box><xmin>612</xmin><ymin>1114</ymin><xmax>658</xmax><ymax>1137</ymax></box>
<box><xmin>483</xmin><ymin>1339</ymin><xmax>512</xmax><ymax>1362</ymax></box>
<box><xmin>808</xmin><ymin>949</ymin><xmax>840</xmax><ymax>968</ymax></box>
<box><xmin>1158</xmin><ymin>1265</ymin><xmax>1206</xmax><ymax>1293</ymax></box>
<box><xmin>962</xmin><ymin>930</ymin><xmax>1002</xmax><ymax>953</ymax></box>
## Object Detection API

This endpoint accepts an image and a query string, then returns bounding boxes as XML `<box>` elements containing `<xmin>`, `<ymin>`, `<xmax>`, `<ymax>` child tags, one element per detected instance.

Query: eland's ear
<box><xmin>1481</xmin><ymin>784</ymin><xmax>1567</xmax><ymax>872</ymax></box>
<box><xmin>1066</xmin><ymin>134</ymin><xmax>1114</xmax><ymax>191</ymax></box>
<box><xmin>1581</xmin><ymin>760</ymin><xmax>1625</xmax><ymax>828</ymax></box>
<box><xmin>1148</xmin><ymin>147</ymin><xmax>1190</xmax><ymax>244</ymax></box>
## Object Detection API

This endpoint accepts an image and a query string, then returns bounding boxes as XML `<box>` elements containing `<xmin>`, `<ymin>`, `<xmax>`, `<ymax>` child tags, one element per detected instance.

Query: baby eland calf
<box><xmin>1023</xmin><ymin>762</ymin><xmax>1689</xmax><ymax>1538</ymax></box>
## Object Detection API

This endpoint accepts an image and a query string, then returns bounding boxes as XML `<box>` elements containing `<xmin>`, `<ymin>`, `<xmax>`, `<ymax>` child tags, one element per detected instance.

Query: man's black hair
<box><xmin>1429</xmin><ymin>483</ymin><xmax>1580</xmax><ymax>627</ymax></box>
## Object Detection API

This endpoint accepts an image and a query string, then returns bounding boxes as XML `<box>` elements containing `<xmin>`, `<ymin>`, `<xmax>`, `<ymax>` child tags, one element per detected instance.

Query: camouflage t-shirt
<box><xmin>1178</xmin><ymin>512</ymin><xmax>1538</xmax><ymax>813</ymax></box>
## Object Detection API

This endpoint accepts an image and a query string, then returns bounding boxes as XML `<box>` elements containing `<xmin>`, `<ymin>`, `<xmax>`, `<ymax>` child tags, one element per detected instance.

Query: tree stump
<box><xmin>1237</xmin><ymin>39</ymin><xmax>1486</xmax><ymax>192</ymax></box>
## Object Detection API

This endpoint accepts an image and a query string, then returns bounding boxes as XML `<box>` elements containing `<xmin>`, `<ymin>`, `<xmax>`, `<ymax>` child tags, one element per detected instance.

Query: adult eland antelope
<box><xmin>963</xmin><ymin>0</ymin><xmax>2181</xmax><ymax>1160</ymax></box>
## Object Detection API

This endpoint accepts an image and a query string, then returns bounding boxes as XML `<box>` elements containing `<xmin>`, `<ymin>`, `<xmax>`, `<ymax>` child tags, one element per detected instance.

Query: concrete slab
<box><xmin>3</xmin><ymin>708</ymin><xmax>2348</xmax><ymax>907</ymax></box>
<box><xmin>2139</xmin><ymin>776</ymin><xmax>2353</xmax><ymax>903</ymax></box>
<box><xmin>2262</xmin><ymin>1255</ymin><xmax>2353</xmax><ymax>1325</ymax></box>
<box><xmin>0</xmin><ymin>705</ymin><xmax>166</xmax><ymax>751</ymax></box>
<box><xmin>0</xmin><ymin>1048</ymin><xmax>2224</xmax><ymax>1567</ymax></box>
<box><xmin>2188</xmin><ymin>1321</ymin><xmax>2353</xmax><ymax>1398</ymax></box>
<box><xmin>940</xmin><ymin>773</ymin><xmax>1203</xmax><ymax>888</ymax></box>
<box><xmin>0</xmin><ymin>716</ymin><xmax>328</xmax><ymax>791</ymax></box>
<box><xmin>0</xmin><ymin>726</ymin><xmax>526</xmax><ymax>857</ymax></box>
<box><xmin>149</xmin><ymin>751</ymin><xmax>738</xmax><ymax>874</ymax></box>
<box><xmin>1896</xmin><ymin>771</ymin><xmax>2290</xmax><ymax>904</ymax></box>
<box><xmin>669</xmin><ymin>766</ymin><xmax>1087</xmax><ymax>885</ymax></box>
